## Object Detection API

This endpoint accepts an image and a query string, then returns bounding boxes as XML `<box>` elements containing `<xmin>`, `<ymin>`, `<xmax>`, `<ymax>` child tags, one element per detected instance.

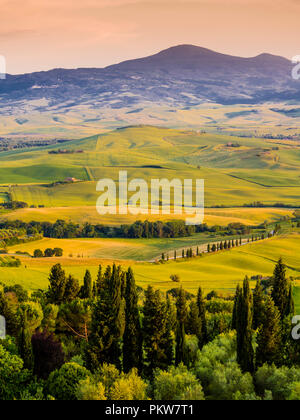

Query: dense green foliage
<box><xmin>0</xmin><ymin>258</ymin><xmax>299</xmax><ymax>400</ymax></box>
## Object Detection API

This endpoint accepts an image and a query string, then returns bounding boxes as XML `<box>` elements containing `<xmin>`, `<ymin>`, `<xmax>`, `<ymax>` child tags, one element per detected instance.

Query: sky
<box><xmin>0</xmin><ymin>0</ymin><xmax>299</xmax><ymax>74</ymax></box>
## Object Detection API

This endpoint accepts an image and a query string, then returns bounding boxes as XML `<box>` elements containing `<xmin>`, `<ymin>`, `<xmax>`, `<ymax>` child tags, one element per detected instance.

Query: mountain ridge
<box><xmin>0</xmin><ymin>44</ymin><xmax>298</xmax><ymax>124</ymax></box>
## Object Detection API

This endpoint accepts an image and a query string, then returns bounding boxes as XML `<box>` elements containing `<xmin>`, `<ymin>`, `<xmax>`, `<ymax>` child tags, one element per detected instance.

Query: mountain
<box><xmin>0</xmin><ymin>45</ymin><xmax>298</xmax><ymax>140</ymax></box>
<box><xmin>0</xmin><ymin>45</ymin><xmax>297</xmax><ymax>112</ymax></box>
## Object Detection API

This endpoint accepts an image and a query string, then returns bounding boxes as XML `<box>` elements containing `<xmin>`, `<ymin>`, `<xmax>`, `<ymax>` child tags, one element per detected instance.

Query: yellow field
<box><xmin>1</xmin><ymin>206</ymin><xmax>294</xmax><ymax>226</ymax></box>
<box><xmin>2</xmin><ymin>232</ymin><xmax>299</xmax><ymax>294</ymax></box>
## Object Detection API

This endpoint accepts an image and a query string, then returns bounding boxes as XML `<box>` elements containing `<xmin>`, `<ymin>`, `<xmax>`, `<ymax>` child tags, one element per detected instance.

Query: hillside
<box><xmin>0</xmin><ymin>126</ymin><xmax>299</xmax><ymax>210</ymax></box>
<box><xmin>0</xmin><ymin>45</ymin><xmax>298</xmax><ymax>139</ymax></box>
<box><xmin>1</xmin><ymin>232</ymin><xmax>299</xmax><ymax>293</ymax></box>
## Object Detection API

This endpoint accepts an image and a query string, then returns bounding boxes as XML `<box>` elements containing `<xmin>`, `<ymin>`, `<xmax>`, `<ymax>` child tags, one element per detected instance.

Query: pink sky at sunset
<box><xmin>0</xmin><ymin>0</ymin><xmax>299</xmax><ymax>74</ymax></box>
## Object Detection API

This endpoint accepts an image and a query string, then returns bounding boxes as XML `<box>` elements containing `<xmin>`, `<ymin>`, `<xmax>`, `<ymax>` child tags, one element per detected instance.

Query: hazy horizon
<box><xmin>0</xmin><ymin>0</ymin><xmax>299</xmax><ymax>74</ymax></box>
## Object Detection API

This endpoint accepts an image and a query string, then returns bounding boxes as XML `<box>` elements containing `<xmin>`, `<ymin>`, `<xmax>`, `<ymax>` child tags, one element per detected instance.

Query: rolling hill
<box><xmin>0</xmin><ymin>125</ymin><xmax>299</xmax><ymax>212</ymax></box>
<box><xmin>0</xmin><ymin>45</ymin><xmax>299</xmax><ymax>139</ymax></box>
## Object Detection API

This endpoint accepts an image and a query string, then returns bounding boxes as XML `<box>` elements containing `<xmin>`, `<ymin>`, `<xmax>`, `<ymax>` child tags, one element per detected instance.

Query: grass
<box><xmin>0</xmin><ymin>206</ymin><xmax>294</xmax><ymax>226</ymax></box>
<box><xmin>0</xmin><ymin>126</ymin><xmax>299</xmax><ymax>209</ymax></box>
<box><xmin>6</xmin><ymin>232</ymin><xmax>248</xmax><ymax>261</ymax></box>
<box><xmin>1</xmin><ymin>232</ymin><xmax>299</xmax><ymax>294</ymax></box>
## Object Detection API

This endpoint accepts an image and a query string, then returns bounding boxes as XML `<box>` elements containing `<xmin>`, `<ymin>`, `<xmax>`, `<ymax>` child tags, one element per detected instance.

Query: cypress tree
<box><xmin>285</xmin><ymin>284</ymin><xmax>295</xmax><ymax>318</ymax></box>
<box><xmin>143</xmin><ymin>286</ymin><xmax>170</xmax><ymax>376</ymax></box>
<box><xmin>236</xmin><ymin>277</ymin><xmax>254</xmax><ymax>373</ymax></box>
<box><xmin>123</xmin><ymin>268</ymin><xmax>143</xmax><ymax>373</ymax></box>
<box><xmin>256</xmin><ymin>296</ymin><xmax>282</xmax><ymax>367</ymax></box>
<box><xmin>18</xmin><ymin>308</ymin><xmax>34</xmax><ymax>370</ymax></box>
<box><xmin>231</xmin><ymin>284</ymin><xmax>241</xmax><ymax>330</ymax></box>
<box><xmin>197</xmin><ymin>287</ymin><xmax>208</xmax><ymax>347</ymax></box>
<box><xmin>64</xmin><ymin>275</ymin><xmax>80</xmax><ymax>302</ymax></box>
<box><xmin>175</xmin><ymin>288</ymin><xmax>187</xmax><ymax>366</ymax></box>
<box><xmin>80</xmin><ymin>270</ymin><xmax>93</xmax><ymax>299</ymax></box>
<box><xmin>96</xmin><ymin>265</ymin><xmax>103</xmax><ymax>296</ymax></box>
<box><xmin>186</xmin><ymin>301</ymin><xmax>202</xmax><ymax>340</ymax></box>
<box><xmin>252</xmin><ymin>280</ymin><xmax>265</xmax><ymax>330</ymax></box>
<box><xmin>271</xmin><ymin>258</ymin><xmax>289</xmax><ymax>319</ymax></box>
<box><xmin>47</xmin><ymin>264</ymin><xmax>67</xmax><ymax>304</ymax></box>
<box><xmin>85</xmin><ymin>264</ymin><xmax>125</xmax><ymax>371</ymax></box>
<box><xmin>162</xmin><ymin>296</ymin><xmax>175</xmax><ymax>366</ymax></box>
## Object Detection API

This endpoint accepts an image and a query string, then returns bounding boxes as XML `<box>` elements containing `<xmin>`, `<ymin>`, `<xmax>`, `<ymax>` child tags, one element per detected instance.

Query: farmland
<box><xmin>1</xmin><ymin>232</ymin><xmax>299</xmax><ymax>295</ymax></box>
<box><xmin>0</xmin><ymin>126</ymin><xmax>299</xmax><ymax>210</ymax></box>
<box><xmin>0</xmin><ymin>205</ymin><xmax>295</xmax><ymax>226</ymax></box>
<box><xmin>0</xmin><ymin>125</ymin><xmax>299</xmax><ymax>298</ymax></box>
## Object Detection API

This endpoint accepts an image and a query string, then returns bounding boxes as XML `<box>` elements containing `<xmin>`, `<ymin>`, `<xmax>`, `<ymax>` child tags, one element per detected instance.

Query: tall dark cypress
<box><xmin>81</xmin><ymin>270</ymin><xmax>93</xmax><ymax>299</ymax></box>
<box><xmin>285</xmin><ymin>284</ymin><xmax>295</xmax><ymax>318</ymax></box>
<box><xmin>123</xmin><ymin>268</ymin><xmax>143</xmax><ymax>373</ymax></box>
<box><xmin>196</xmin><ymin>287</ymin><xmax>208</xmax><ymax>347</ymax></box>
<box><xmin>47</xmin><ymin>264</ymin><xmax>67</xmax><ymax>305</ymax></box>
<box><xmin>175</xmin><ymin>288</ymin><xmax>187</xmax><ymax>365</ymax></box>
<box><xmin>64</xmin><ymin>274</ymin><xmax>80</xmax><ymax>302</ymax></box>
<box><xmin>252</xmin><ymin>280</ymin><xmax>265</xmax><ymax>330</ymax></box>
<box><xmin>256</xmin><ymin>296</ymin><xmax>282</xmax><ymax>367</ymax></box>
<box><xmin>18</xmin><ymin>308</ymin><xmax>34</xmax><ymax>370</ymax></box>
<box><xmin>236</xmin><ymin>277</ymin><xmax>254</xmax><ymax>373</ymax></box>
<box><xmin>143</xmin><ymin>286</ymin><xmax>169</xmax><ymax>376</ymax></box>
<box><xmin>231</xmin><ymin>284</ymin><xmax>241</xmax><ymax>330</ymax></box>
<box><xmin>271</xmin><ymin>258</ymin><xmax>289</xmax><ymax>319</ymax></box>
<box><xmin>84</xmin><ymin>264</ymin><xmax>125</xmax><ymax>371</ymax></box>
<box><xmin>186</xmin><ymin>301</ymin><xmax>202</xmax><ymax>338</ymax></box>
<box><xmin>96</xmin><ymin>265</ymin><xmax>103</xmax><ymax>296</ymax></box>
<box><xmin>163</xmin><ymin>295</ymin><xmax>175</xmax><ymax>364</ymax></box>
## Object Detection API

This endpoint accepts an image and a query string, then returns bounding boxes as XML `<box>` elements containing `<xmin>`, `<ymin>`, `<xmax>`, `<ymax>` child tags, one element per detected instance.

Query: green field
<box><xmin>0</xmin><ymin>125</ymin><xmax>299</xmax><ymax>300</ymax></box>
<box><xmin>6</xmin><ymin>233</ymin><xmax>256</xmax><ymax>262</ymax></box>
<box><xmin>0</xmin><ymin>205</ymin><xmax>294</xmax><ymax>226</ymax></box>
<box><xmin>1</xmin><ymin>233</ymin><xmax>299</xmax><ymax>295</ymax></box>
<box><xmin>0</xmin><ymin>126</ymin><xmax>299</xmax><ymax>210</ymax></box>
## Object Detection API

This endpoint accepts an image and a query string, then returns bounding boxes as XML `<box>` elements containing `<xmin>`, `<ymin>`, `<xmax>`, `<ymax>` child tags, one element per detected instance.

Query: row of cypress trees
<box><xmin>83</xmin><ymin>264</ymin><xmax>208</xmax><ymax>376</ymax></box>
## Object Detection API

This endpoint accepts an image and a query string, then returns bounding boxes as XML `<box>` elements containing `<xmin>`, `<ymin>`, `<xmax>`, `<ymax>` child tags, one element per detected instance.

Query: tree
<box><xmin>31</xmin><ymin>330</ymin><xmax>65</xmax><ymax>379</ymax></box>
<box><xmin>196</xmin><ymin>287</ymin><xmax>208</xmax><ymax>348</ymax></box>
<box><xmin>47</xmin><ymin>264</ymin><xmax>67</xmax><ymax>305</ymax></box>
<box><xmin>85</xmin><ymin>264</ymin><xmax>125</xmax><ymax>371</ymax></box>
<box><xmin>143</xmin><ymin>286</ymin><xmax>170</xmax><ymax>376</ymax></box>
<box><xmin>64</xmin><ymin>275</ymin><xmax>80</xmax><ymax>302</ymax></box>
<box><xmin>33</xmin><ymin>249</ymin><xmax>43</xmax><ymax>258</ymax></box>
<box><xmin>285</xmin><ymin>284</ymin><xmax>295</xmax><ymax>319</ymax></box>
<box><xmin>44</xmin><ymin>248</ymin><xmax>55</xmax><ymax>258</ymax></box>
<box><xmin>186</xmin><ymin>301</ymin><xmax>202</xmax><ymax>342</ymax></box>
<box><xmin>153</xmin><ymin>364</ymin><xmax>204</xmax><ymax>400</ymax></box>
<box><xmin>256</xmin><ymin>296</ymin><xmax>282</xmax><ymax>368</ymax></box>
<box><xmin>76</xmin><ymin>377</ymin><xmax>106</xmax><ymax>400</ymax></box>
<box><xmin>231</xmin><ymin>284</ymin><xmax>240</xmax><ymax>330</ymax></box>
<box><xmin>123</xmin><ymin>268</ymin><xmax>143</xmax><ymax>373</ymax></box>
<box><xmin>253</xmin><ymin>280</ymin><xmax>265</xmax><ymax>330</ymax></box>
<box><xmin>0</xmin><ymin>344</ymin><xmax>29</xmax><ymax>400</ymax></box>
<box><xmin>53</xmin><ymin>248</ymin><xmax>63</xmax><ymax>257</ymax></box>
<box><xmin>175</xmin><ymin>288</ymin><xmax>187</xmax><ymax>366</ymax></box>
<box><xmin>236</xmin><ymin>277</ymin><xmax>254</xmax><ymax>373</ymax></box>
<box><xmin>95</xmin><ymin>265</ymin><xmax>103</xmax><ymax>296</ymax></box>
<box><xmin>47</xmin><ymin>362</ymin><xmax>91</xmax><ymax>400</ymax></box>
<box><xmin>80</xmin><ymin>270</ymin><xmax>93</xmax><ymax>300</ymax></box>
<box><xmin>272</xmin><ymin>258</ymin><xmax>289</xmax><ymax>319</ymax></box>
<box><xmin>18</xmin><ymin>307</ymin><xmax>33</xmax><ymax>370</ymax></box>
